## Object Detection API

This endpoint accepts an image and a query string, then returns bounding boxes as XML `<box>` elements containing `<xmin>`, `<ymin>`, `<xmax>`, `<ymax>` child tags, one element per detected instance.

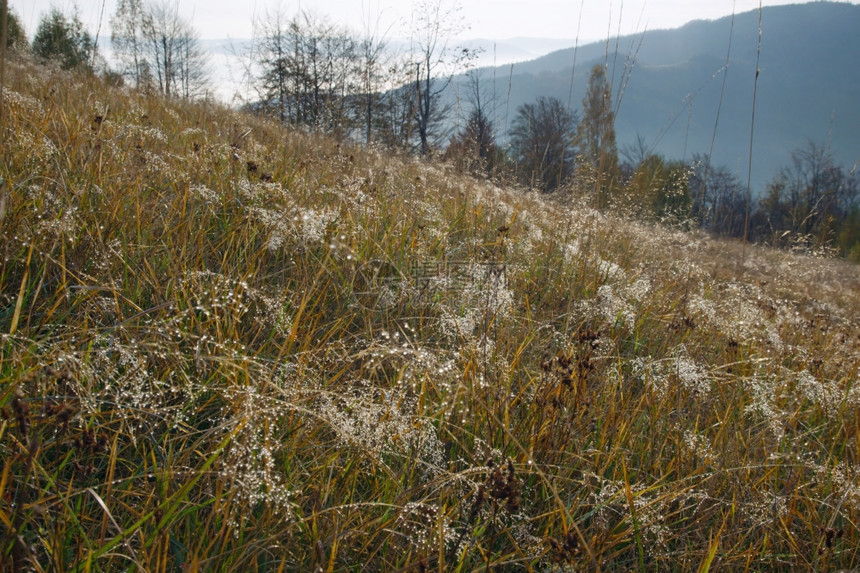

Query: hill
<box><xmin>0</xmin><ymin>56</ymin><xmax>858</xmax><ymax>570</ymax></box>
<box><xmin>448</xmin><ymin>1</ymin><xmax>860</xmax><ymax>191</ymax></box>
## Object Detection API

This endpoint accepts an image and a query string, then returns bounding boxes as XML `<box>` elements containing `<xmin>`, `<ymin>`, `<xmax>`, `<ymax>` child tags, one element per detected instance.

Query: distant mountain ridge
<box><xmin>460</xmin><ymin>38</ymin><xmax>581</xmax><ymax>67</ymax></box>
<box><xmin>446</xmin><ymin>1</ymin><xmax>860</xmax><ymax>191</ymax></box>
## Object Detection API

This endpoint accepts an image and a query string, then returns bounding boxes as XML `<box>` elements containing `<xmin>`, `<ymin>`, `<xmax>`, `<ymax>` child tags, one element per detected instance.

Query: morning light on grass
<box><xmin>1</xmin><ymin>0</ymin><xmax>859</xmax><ymax>571</ymax></box>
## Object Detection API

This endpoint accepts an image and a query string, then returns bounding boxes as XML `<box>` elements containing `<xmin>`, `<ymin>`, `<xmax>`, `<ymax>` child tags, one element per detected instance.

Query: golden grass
<box><xmin>1</xmin><ymin>57</ymin><xmax>858</xmax><ymax>571</ymax></box>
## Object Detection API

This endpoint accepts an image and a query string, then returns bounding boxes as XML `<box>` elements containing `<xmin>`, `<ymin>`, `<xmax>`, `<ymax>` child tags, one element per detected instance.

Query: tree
<box><xmin>142</xmin><ymin>1</ymin><xmax>209</xmax><ymax>98</ymax></box>
<box><xmin>111</xmin><ymin>0</ymin><xmax>148</xmax><ymax>86</ymax></box>
<box><xmin>374</xmin><ymin>61</ymin><xmax>417</xmax><ymax>151</ymax></box>
<box><xmin>299</xmin><ymin>12</ymin><xmax>356</xmax><ymax>133</ymax></box>
<box><xmin>141</xmin><ymin>1</ymin><xmax>184</xmax><ymax>96</ymax></box>
<box><xmin>687</xmin><ymin>154</ymin><xmax>746</xmax><ymax>237</ymax></box>
<box><xmin>355</xmin><ymin>7</ymin><xmax>393</xmax><ymax>145</ymax></box>
<box><xmin>253</xmin><ymin>9</ymin><xmax>356</xmax><ymax>133</ymax></box>
<box><xmin>111</xmin><ymin>0</ymin><xmax>209</xmax><ymax>98</ymax></box>
<box><xmin>446</xmin><ymin>69</ymin><xmax>503</xmax><ymax>176</ymax></box>
<box><xmin>509</xmin><ymin>96</ymin><xmax>577</xmax><ymax>192</ymax></box>
<box><xmin>411</xmin><ymin>0</ymin><xmax>474</xmax><ymax>155</ymax></box>
<box><xmin>837</xmin><ymin>208</ymin><xmax>860</xmax><ymax>261</ymax></box>
<box><xmin>619</xmin><ymin>133</ymin><xmax>650</xmax><ymax>179</ymax></box>
<box><xmin>32</xmin><ymin>6</ymin><xmax>95</xmax><ymax>71</ymax></box>
<box><xmin>756</xmin><ymin>140</ymin><xmax>858</xmax><ymax>250</ymax></box>
<box><xmin>577</xmin><ymin>64</ymin><xmax>620</xmax><ymax>206</ymax></box>
<box><xmin>253</xmin><ymin>5</ymin><xmax>292</xmax><ymax>122</ymax></box>
<box><xmin>447</xmin><ymin>107</ymin><xmax>503</xmax><ymax>177</ymax></box>
<box><xmin>621</xmin><ymin>153</ymin><xmax>691</xmax><ymax>225</ymax></box>
<box><xmin>3</xmin><ymin>4</ymin><xmax>26</xmax><ymax>51</ymax></box>
<box><xmin>172</xmin><ymin>18</ymin><xmax>209</xmax><ymax>99</ymax></box>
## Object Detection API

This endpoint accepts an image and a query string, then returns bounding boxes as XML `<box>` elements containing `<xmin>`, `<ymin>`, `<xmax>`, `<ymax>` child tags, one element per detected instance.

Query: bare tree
<box><xmin>757</xmin><ymin>140</ymin><xmax>857</xmax><ymax>247</ymax></box>
<box><xmin>250</xmin><ymin>1</ymin><xmax>475</xmax><ymax>146</ymax></box>
<box><xmin>111</xmin><ymin>0</ymin><xmax>147</xmax><ymax>86</ymax></box>
<box><xmin>141</xmin><ymin>2</ymin><xmax>181</xmax><ymax>95</ymax></box>
<box><xmin>141</xmin><ymin>1</ymin><xmax>209</xmax><ymax>98</ymax></box>
<box><xmin>410</xmin><ymin>0</ymin><xmax>474</xmax><ymax>155</ymax></box>
<box><xmin>173</xmin><ymin>20</ymin><xmax>208</xmax><ymax>99</ymax></box>
<box><xmin>373</xmin><ymin>60</ymin><xmax>417</xmax><ymax>150</ymax></box>
<box><xmin>253</xmin><ymin>5</ymin><xmax>292</xmax><ymax>122</ymax></box>
<box><xmin>111</xmin><ymin>0</ymin><xmax>209</xmax><ymax>98</ymax></box>
<box><xmin>687</xmin><ymin>154</ymin><xmax>746</xmax><ymax>237</ymax></box>
<box><xmin>303</xmin><ymin>12</ymin><xmax>356</xmax><ymax>133</ymax></box>
<box><xmin>254</xmin><ymin>9</ymin><xmax>356</xmax><ymax>133</ymax></box>
<box><xmin>356</xmin><ymin>4</ymin><xmax>394</xmax><ymax>144</ymax></box>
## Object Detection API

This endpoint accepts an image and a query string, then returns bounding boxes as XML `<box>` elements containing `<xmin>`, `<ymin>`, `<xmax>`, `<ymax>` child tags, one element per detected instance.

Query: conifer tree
<box><xmin>32</xmin><ymin>6</ymin><xmax>94</xmax><ymax>71</ymax></box>
<box><xmin>2</xmin><ymin>4</ymin><xmax>26</xmax><ymax>51</ymax></box>
<box><xmin>577</xmin><ymin>64</ymin><xmax>620</xmax><ymax>207</ymax></box>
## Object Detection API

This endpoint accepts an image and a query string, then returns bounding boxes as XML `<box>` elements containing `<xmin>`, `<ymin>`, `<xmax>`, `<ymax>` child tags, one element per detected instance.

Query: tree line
<box><xmin>6</xmin><ymin>0</ymin><xmax>859</xmax><ymax>260</ymax></box>
<box><xmin>3</xmin><ymin>0</ymin><xmax>473</xmax><ymax>148</ymax></box>
<box><xmin>2</xmin><ymin>0</ymin><xmax>208</xmax><ymax>98</ymax></box>
<box><xmin>245</xmin><ymin>1</ymin><xmax>478</xmax><ymax>153</ymax></box>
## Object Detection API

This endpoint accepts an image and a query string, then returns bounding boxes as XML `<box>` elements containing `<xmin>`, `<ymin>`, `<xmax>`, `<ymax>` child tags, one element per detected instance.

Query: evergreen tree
<box><xmin>32</xmin><ymin>6</ymin><xmax>94</xmax><ymax>71</ymax></box>
<box><xmin>447</xmin><ymin>107</ymin><xmax>503</xmax><ymax>176</ymax></box>
<box><xmin>3</xmin><ymin>4</ymin><xmax>27</xmax><ymax>51</ymax></box>
<box><xmin>447</xmin><ymin>69</ymin><xmax>504</xmax><ymax>177</ymax></box>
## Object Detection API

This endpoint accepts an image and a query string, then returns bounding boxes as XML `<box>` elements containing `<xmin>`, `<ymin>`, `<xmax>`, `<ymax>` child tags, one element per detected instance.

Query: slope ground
<box><xmin>1</xmin><ymin>59</ymin><xmax>858</xmax><ymax>571</ymax></box>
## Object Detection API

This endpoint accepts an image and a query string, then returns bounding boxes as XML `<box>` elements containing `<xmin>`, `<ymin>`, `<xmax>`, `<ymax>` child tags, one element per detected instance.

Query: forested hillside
<box><xmin>461</xmin><ymin>1</ymin><xmax>860</xmax><ymax>191</ymax></box>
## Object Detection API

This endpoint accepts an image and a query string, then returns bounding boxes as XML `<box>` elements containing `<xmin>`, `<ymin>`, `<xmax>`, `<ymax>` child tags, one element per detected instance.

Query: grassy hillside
<box><xmin>1</xmin><ymin>58</ymin><xmax>859</xmax><ymax>571</ymax></box>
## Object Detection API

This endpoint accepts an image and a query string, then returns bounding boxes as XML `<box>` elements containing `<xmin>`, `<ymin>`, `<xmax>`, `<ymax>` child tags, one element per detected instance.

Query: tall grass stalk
<box><xmin>0</xmin><ymin>0</ymin><xmax>8</xmax><ymax>136</ymax></box>
<box><xmin>742</xmin><ymin>1</ymin><xmax>764</xmax><ymax>271</ymax></box>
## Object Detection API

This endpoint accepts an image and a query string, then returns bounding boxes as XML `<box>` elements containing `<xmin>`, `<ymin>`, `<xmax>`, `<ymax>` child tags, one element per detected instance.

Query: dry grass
<box><xmin>1</xmin><ymin>58</ymin><xmax>858</xmax><ymax>571</ymax></box>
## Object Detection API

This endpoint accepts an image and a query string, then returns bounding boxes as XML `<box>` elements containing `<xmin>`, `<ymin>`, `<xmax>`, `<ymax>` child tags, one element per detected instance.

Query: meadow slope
<box><xmin>1</xmin><ymin>59</ymin><xmax>859</xmax><ymax>571</ymax></box>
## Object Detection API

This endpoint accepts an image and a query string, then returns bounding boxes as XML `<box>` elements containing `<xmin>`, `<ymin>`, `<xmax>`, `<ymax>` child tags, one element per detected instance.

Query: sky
<box><xmin>9</xmin><ymin>0</ymin><xmax>860</xmax><ymax>44</ymax></box>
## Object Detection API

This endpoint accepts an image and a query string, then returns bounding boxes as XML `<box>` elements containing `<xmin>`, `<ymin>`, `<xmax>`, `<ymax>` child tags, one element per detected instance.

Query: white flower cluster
<box><xmin>595</xmin><ymin>285</ymin><xmax>636</xmax><ymax>330</ymax></box>
<box><xmin>219</xmin><ymin>381</ymin><xmax>299</xmax><ymax>528</ymax></box>
<box><xmin>249</xmin><ymin>203</ymin><xmax>339</xmax><ymax>251</ymax></box>
<box><xmin>743</xmin><ymin>373</ymin><xmax>786</xmax><ymax>443</ymax></box>
<box><xmin>396</xmin><ymin>501</ymin><xmax>455</xmax><ymax>552</ymax></box>
<box><xmin>315</xmin><ymin>383</ymin><xmax>445</xmax><ymax>473</ymax></box>
<box><xmin>2</xmin><ymin>89</ymin><xmax>45</xmax><ymax>115</ymax></box>
<box><xmin>631</xmin><ymin>346</ymin><xmax>711</xmax><ymax>399</ymax></box>
<box><xmin>796</xmin><ymin>369</ymin><xmax>860</xmax><ymax>416</ymax></box>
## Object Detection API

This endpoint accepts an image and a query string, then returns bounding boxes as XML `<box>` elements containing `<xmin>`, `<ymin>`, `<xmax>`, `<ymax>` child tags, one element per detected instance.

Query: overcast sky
<box><xmin>10</xmin><ymin>0</ymin><xmax>860</xmax><ymax>43</ymax></box>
